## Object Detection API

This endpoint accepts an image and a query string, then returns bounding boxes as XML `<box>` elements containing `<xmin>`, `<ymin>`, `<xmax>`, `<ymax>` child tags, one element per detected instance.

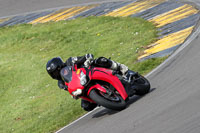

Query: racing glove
<box><xmin>58</xmin><ymin>80</ymin><xmax>68</xmax><ymax>91</ymax></box>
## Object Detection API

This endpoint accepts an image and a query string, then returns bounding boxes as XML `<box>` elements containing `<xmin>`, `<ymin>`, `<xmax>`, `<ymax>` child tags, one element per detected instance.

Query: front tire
<box><xmin>89</xmin><ymin>89</ymin><xmax>126</xmax><ymax>111</ymax></box>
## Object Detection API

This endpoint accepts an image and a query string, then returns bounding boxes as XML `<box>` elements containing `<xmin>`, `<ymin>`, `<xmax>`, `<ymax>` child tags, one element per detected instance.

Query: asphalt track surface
<box><xmin>0</xmin><ymin>0</ymin><xmax>120</xmax><ymax>18</ymax></box>
<box><xmin>1</xmin><ymin>0</ymin><xmax>200</xmax><ymax>133</ymax></box>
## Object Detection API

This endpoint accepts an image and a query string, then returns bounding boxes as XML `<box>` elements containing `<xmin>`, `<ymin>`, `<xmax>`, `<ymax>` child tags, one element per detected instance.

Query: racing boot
<box><xmin>110</xmin><ymin>61</ymin><xmax>128</xmax><ymax>77</ymax></box>
<box><xmin>94</xmin><ymin>57</ymin><xmax>129</xmax><ymax>76</ymax></box>
<box><xmin>119</xmin><ymin>64</ymin><xmax>129</xmax><ymax>77</ymax></box>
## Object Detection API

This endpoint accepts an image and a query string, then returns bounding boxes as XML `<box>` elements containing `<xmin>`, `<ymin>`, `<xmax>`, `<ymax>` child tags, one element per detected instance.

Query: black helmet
<box><xmin>46</xmin><ymin>57</ymin><xmax>65</xmax><ymax>80</ymax></box>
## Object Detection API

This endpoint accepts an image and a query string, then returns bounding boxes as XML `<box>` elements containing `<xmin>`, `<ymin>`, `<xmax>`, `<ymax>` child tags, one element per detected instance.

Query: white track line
<box><xmin>55</xmin><ymin>107</ymin><xmax>100</xmax><ymax>133</ymax></box>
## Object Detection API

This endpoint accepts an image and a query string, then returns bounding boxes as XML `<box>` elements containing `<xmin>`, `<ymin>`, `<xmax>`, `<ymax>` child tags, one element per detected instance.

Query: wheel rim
<box><xmin>98</xmin><ymin>85</ymin><xmax>121</xmax><ymax>102</ymax></box>
<box><xmin>99</xmin><ymin>91</ymin><xmax>120</xmax><ymax>102</ymax></box>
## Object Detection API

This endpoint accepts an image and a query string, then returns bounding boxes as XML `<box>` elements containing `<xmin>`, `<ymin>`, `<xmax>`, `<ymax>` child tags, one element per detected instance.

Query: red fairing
<box><xmin>65</xmin><ymin>82</ymin><xmax>69</xmax><ymax>86</ymax></box>
<box><xmin>87</xmin><ymin>84</ymin><xmax>107</xmax><ymax>96</ymax></box>
<box><xmin>90</xmin><ymin>67</ymin><xmax>128</xmax><ymax>100</ymax></box>
<box><xmin>67</xmin><ymin>71</ymin><xmax>84</xmax><ymax>95</ymax></box>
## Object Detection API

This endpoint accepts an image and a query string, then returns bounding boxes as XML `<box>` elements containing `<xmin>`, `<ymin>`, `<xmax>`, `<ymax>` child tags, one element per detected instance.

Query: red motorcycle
<box><xmin>60</xmin><ymin>64</ymin><xmax>150</xmax><ymax>111</ymax></box>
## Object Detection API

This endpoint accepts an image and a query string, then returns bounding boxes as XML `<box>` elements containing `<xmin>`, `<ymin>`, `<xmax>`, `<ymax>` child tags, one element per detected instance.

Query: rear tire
<box><xmin>133</xmin><ymin>75</ymin><xmax>150</xmax><ymax>96</ymax></box>
<box><xmin>89</xmin><ymin>89</ymin><xmax>126</xmax><ymax>111</ymax></box>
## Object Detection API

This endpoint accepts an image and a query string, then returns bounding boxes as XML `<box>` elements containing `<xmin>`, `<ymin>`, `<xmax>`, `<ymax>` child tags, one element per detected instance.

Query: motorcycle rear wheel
<box><xmin>132</xmin><ymin>74</ymin><xmax>150</xmax><ymax>96</ymax></box>
<box><xmin>89</xmin><ymin>89</ymin><xmax>126</xmax><ymax>111</ymax></box>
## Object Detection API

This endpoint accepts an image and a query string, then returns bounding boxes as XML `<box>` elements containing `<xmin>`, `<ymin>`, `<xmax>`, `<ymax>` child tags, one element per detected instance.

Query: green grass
<box><xmin>0</xmin><ymin>16</ymin><xmax>166</xmax><ymax>133</ymax></box>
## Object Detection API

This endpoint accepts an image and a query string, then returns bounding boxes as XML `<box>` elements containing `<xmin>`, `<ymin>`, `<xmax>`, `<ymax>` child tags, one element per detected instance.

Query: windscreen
<box><xmin>60</xmin><ymin>66</ymin><xmax>72</xmax><ymax>83</ymax></box>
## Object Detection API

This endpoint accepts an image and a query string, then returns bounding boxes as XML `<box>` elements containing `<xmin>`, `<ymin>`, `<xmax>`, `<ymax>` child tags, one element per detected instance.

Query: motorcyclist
<box><xmin>46</xmin><ymin>54</ymin><xmax>129</xmax><ymax>111</ymax></box>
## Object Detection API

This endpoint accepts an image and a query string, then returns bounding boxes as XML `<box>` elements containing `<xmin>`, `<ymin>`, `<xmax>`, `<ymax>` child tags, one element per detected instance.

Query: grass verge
<box><xmin>0</xmin><ymin>16</ymin><xmax>166</xmax><ymax>133</ymax></box>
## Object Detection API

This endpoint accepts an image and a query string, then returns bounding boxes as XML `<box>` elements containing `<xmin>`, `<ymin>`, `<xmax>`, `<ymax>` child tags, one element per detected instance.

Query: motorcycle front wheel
<box><xmin>89</xmin><ymin>89</ymin><xmax>126</xmax><ymax>111</ymax></box>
